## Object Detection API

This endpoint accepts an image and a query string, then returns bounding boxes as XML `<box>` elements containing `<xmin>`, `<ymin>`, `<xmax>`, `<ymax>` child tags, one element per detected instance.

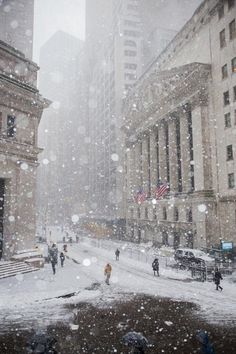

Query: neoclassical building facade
<box><xmin>123</xmin><ymin>0</ymin><xmax>236</xmax><ymax>249</ymax></box>
<box><xmin>0</xmin><ymin>40</ymin><xmax>49</xmax><ymax>259</ymax></box>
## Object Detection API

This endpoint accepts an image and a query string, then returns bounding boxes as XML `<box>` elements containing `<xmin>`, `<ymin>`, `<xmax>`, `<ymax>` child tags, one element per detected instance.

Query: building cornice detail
<box><xmin>123</xmin><ymin>63</ymin><xmax>211</xmax><ymax>143</ymax></box>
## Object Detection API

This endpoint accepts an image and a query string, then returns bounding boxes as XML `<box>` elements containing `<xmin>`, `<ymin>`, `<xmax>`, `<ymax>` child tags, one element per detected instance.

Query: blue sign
<box><xmin>221</xmin><ymin>242</ymin><xmax>233</xmax><ymax>250</ymax></box>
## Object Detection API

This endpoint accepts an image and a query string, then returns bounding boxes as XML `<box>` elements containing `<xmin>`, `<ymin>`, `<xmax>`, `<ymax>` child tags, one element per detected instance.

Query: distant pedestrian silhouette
<box><xmin>115</xmin><ymin>248</ymin><xmax>120</xmax><ymax>261</ymax></box>
<box><xmin>60</xmin><ymin>252</ymin><xmax>65</xmax><ymax>267</ymax></box>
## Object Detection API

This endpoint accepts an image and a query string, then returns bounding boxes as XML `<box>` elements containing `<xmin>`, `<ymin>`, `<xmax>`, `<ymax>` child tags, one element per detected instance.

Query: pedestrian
<box><xmin>60</xmin><ymin>252</ymin><xmax>65</xmax><ymax>267</ymax></box>
<box><xmin>214</xmin><ymin>267</ymin><xmax>223</xmax><ymax>291</ymax></box>
<box><xmin>76</xmin><ymin>235</ymin><xmax>79</xmax><ymax>243</ymax></box>
<box><xmin>115</xmin><ymin>248</ymin><xmax>120</xmax><ymax>261</ymax></box>
<box><xmin>49</xmin><ymin>243</ymin><xmax>58</xmax><ymax>275</ymax></box>
<box><xmin>104</xmin><ymin>263</ymin><xmax>112</xmax><ymax>285</ymax></box>
<box><xmin>196</xmin><ymin>330</ymin><xmax>215</xmax><ymax>354</ymax></box>
<box><xmin>152</xmin><ymin>258</ymin><xmax>159</xmax><ymax>276</ymax></box>
<box><xmin>63</xmin><ymin>244</ymin><xmax>67</xmax><ymax>252</ymax></box>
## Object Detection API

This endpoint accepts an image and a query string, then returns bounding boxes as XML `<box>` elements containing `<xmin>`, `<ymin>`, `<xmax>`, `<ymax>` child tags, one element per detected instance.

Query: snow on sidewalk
<box><xmin>65</xmin><ymin>239</ymin><xmax>236</xmax><ymax>325</ymax></box>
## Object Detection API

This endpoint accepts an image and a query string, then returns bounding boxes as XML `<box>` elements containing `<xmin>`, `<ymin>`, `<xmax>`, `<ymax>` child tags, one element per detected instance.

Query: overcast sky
<box><xmin>33</xmin><ymin>0</ymin><xmax>85</xmax><ymax>61</ymax></box>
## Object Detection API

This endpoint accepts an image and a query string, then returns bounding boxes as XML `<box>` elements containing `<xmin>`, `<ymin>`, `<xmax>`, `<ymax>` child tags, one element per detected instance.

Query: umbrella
<box><xmin>122</xmin><ymin>331</ymin><xmax>149</xmax><ymax>349</ymax></box>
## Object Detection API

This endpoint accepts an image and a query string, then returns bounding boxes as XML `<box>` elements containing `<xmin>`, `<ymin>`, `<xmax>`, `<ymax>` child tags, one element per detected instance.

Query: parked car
<box><xmin>174</xmin><ymin>248</ymin><xmax>215</xmax><ymax>268</ymax></box>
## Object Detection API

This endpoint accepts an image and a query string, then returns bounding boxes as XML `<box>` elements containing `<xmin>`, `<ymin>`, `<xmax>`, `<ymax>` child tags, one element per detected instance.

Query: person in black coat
<box><xmin>49</xmin><ymin>244</ymin><xmax>58</xmax><ymax>275</ymax></box>
<box><xmin>214</xmin><ymin>268</ymin><xmax>223</xmax><ymax>291</ymax></box>
<box><xmin>115</xmin><ymin>248</ymin><xmax>120</xmax><ymax>261</ymax></box>
<box><xmin>60</xmin><ymin>252</ymin><xmax>65</xmax><ymax>267</ymax></box>
<box><xmin>152</xmin><ymin>258</ymin><xmax>159</xmax><ymax>276</ymax></box>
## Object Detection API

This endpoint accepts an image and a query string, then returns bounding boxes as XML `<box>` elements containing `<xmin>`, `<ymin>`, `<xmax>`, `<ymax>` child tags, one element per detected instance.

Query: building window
<box><xmin>225</xmin><ymin>112</ymin><xmax>231</xmax><ymax>127</ymax></box>
<box><xmin>124</xmin><ymin>50</ymin><xmax>137</xmax><ymax>57</ymax></box>
<box><xmin>130</xmin><ymin>208</ymin><xmax>134</xmax><ymax>219</ymax></box>
<box><xmin>229</xmin><ymin>19</ymin><xmax>236</xmax><ymax>40</ymax></box>
<box><xmin>7</xmin><ymin>115</ymin><xmax>16</xmax><ymax>137</ymax></box>
<box><xmin>228</xmin><ymin>173</ymin><xmax>235</xmax><ymax>188</ymax></box>
<box><xmin>153</xmin><ymin>207</ymin><xmax>157</xmax><ymax>220</ymax></box>
<box><xmin>218</xmin><ymin>3</ymin><xmax>224</xmax><ymax>19</ymax></box>
<box><xmin>124</xmin><ymin>19</ymin><xmax>140</xmax><ymax>27</ymax></box>
<box><xmin>174</xmin><ymin>207</ymin><xmax>179</xmax><ymax>222</ymax></box>
<box><xmin>145</xmin><ymin>207</ymin><xmax>148</xmax><ymax>219</ymax></box>
<box><xmin>187</xmin><ymin>209</ymin><xmax>193</xmax><ymax>222</ymax></box>
<box><xmin>232</xmin><ymin>57</ymin><xmax>236</xmax><ymax>73</ymax></box>
<box><xmin>223</xmin><ymin>91</ymin><xmax>230</xmax><ymax>105</ymax></box>
<box><xmin>124</xmin><ymin>30</ymin><xmax>140</xmax><ymax>37</ymax></box>
<box><xmin>234</xmin><ymin>86</ymin><xmax>236</xmax><ymax>101</ymax></box>
<box><xmin>222</xmin><ymin>64</ymin><xmax>228</xmax><ymax>79</ymax></box>
<box><xmin>220</xmin><ymin>29</ymin><xmax>226</xmax><ymax>48</ymax></box>
<box><xmin>228</xmin><ymin>0</ymin><xmax>235</xmax><ymax>10</ymax></box>
<box><xmin>127</xmin><ymin>4</ymin><xmax>138</xmax><ymax>11</ymax></box>
<box><xmin>124</xmin><ymin>39</ymin><xmax>137</xmax><ymax>47</ymax></box>
<box><xmin>137</xmin><ymin>207</ymin><xmax>141</xmax><ymax>219</ymax></box>
<box><xmin>124</xmin><ymin>73</ymin><xmax>136</xmax><ymax>80</ymax></box>
<box><xmin>0</xmin><ymin>112</ymin><xmax>2</xmax><ymax>134</ymax></box>
<box><xmin>163</xmin><ymin>207</ymin><xmax>167</xmax><ymax>220</ymax></box>
<box><xmin>227</xmin><ymin>144</ymin><xmax>233</xmax><ymax>160</ymax></box>
<box><xmin>124</xmin><ymin>63</ymin><xmax>137</xmax><ymax>70</ymax></box>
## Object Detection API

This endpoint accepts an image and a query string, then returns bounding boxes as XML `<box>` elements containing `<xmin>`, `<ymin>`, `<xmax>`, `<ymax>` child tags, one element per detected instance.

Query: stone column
<box><xmin>180</xmin><ymin>111</ymin><xmax>191</xmax><ymax>192</ymax></box>
<box><xmin>142</xmin><ymin>136</ymin><xmax>149</xmax><ymax>195</ymax></box>
<box><xmin>135</xmin><ymin>142</ymin><xmax>142</xmax><ymax>189</ymax></box>
<box><xmin>158</xmin><ymin>122</ymin><xmax>167</xmax><ymax>182</ymax></box>
<box><xmin>168</xmin><ymin>119</ymin><xmax>178</xmax><ymax>192</ymax></box>
<box><xmin>191</xmin><ymin>105</ymin><xmax>212</xmax><ymax>191</ymax></box>
<box><xmin>150</xmin><ymin>130</ymin><xmax>158</xmax><ymax>194</ymax></box>
<box><xmin>129</xmin><ymin>145</ymin><xmax>136</xmax><ymax>198</ymax></box>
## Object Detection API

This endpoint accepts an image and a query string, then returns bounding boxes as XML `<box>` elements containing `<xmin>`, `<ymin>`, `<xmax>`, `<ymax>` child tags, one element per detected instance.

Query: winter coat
<box><xmin>115</xmin><ymin>249</ymin><xmax>120</xmax><ymax>256</ymax></box>
<box><xmin>196</xmin><ymin>330</ymin><xmax>215</xmax><ymax>354</ymax></box>
<box><xmin>60</xmin><ymin>252</ymin><xmax>65</xmax><ymax>260</ymax></box>
<box><xmin>214</xmin><ymin>270</ymin><xmax>222</xmax><ymax>284</ymax></box>
<box><xmin>104</xmin><ymin>264</ymin><xmax>112</xmax><ymax>275</ymax></box>
<box><xmin>49</xmin><ymin>246</ymin><xmax>58</xmax><ymax>264</ymax></box>
<box><xmin>152</xmin><ymin>259</ymin><xmax>159</xmax><ymax>271</ymax></box>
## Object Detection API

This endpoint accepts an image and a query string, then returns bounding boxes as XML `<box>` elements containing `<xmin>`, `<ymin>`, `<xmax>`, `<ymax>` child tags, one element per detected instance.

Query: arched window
<box><xmin>145</xmin><ymin>207</ymin><xmax>148</xmax><ymax>219</ymax></box>
<box><xmin>137</xmin><ymin>207</ymin><xmax>141</xmax><ymax>219</ymax></box>
<box><xmin>187</xmin><ymin>208</ymin><xmax>192</xmax><ymax>222</ymax></box>
<box><xmin>163</xmin><ymin>207</ymin><xmax>167</xmax><ymax>220</ymax></box>
<box><xmin>174</xmin><ymin>207</ymin><xmax>179</xmax><ymax>222</ymax></box>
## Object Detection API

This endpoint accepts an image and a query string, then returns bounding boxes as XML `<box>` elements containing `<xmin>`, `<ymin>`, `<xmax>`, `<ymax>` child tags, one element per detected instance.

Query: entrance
<box><xmin>0</xmin><ymin>179</ymin><xmax>5</xmax><ymax>260</ymax></box>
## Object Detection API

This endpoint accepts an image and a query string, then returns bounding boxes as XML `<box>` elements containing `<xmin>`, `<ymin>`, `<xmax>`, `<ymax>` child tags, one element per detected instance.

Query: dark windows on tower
<box><xmin>227</xmin><ymin>144</ymin><xmax>233</xmax><ymax>160</ymax></box>
<box><xmin>220</xmin><ymin>29</ymin><xmax>226</xmax><ymax>48</ymax></box>
<box><xmin>7</xmin><ymin>115</ymin><xmax>16</xmax><ymax>138</ymax></box>
<box><xmin>223</xmin><ymin>91</ymin><xmax>230</xmax><ymax>105</ymax></box>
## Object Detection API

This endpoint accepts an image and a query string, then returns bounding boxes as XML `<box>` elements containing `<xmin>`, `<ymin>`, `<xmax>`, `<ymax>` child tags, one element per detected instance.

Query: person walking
<box><xmin>214</xmin><ymin>268</ymin><xmax>223</xmax><ymax>291</ymax></box>
<box><xmin>104</xmin><ymin>263</ymin><xmax>112</xmax><ymax>285</ymax></box>
<box><xmin>49</xmin><ymin>243</ymin><xmax>58</xmax><ymax>275</ymax></box>
<box><xmin>60</xmin><ymin>252</ymin><xmax>65</xmax><ymax>267</ymax></box>
<box><xmin>115</xmin><ymin>248</ymin><xmax>120</xmax><ymax>261</ymax></box>
<box><xmin>152</xmin><ymin>258</ymin><xmax>159</xmax><ymax>276</ymax></box>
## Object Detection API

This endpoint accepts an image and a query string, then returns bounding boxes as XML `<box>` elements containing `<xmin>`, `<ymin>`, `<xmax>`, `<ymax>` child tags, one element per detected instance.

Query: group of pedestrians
<box><xmin>48</xmin><ymin>243</ymin><xmax>66</xmax><ymax>275</ymax></box>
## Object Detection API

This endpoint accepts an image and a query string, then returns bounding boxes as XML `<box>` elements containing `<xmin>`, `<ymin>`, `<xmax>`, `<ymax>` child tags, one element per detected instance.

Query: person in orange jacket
<box><xmin>104</xmin><ymin>263</ymin><xmax>112</xmax><ymax>285</ymax></box>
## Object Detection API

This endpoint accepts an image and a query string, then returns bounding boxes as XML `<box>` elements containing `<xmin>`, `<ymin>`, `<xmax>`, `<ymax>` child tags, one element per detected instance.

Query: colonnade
<box><xmin>126</xmin><ymin>108</ymin><xmax>194</xmax><ymax>200</ymax></box>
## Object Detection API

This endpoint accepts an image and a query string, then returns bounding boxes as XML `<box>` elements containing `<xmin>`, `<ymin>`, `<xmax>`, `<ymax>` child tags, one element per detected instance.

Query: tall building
<box><xmin>123</xmin><ymin>0</ymin><xmax>236</xmax><ymax>249</ymax></box>
<box><xmin>37</xmin><ymin>31</ymin><xmax>86</xmax><ymax>229</ymax></box>
<box><xmin>0</xmin><ymin>0</ymin><xmax>34</xmax><ymax>59</ymax></box>
<box><xmin>85</xmin><ymin>0</ymin><xmax>202</xmax><ymax>235</ymax></box>
<box><xmin>0</xmin><ymin>0</ymin><xmax>49</xmax><ymax>259</ymax></box>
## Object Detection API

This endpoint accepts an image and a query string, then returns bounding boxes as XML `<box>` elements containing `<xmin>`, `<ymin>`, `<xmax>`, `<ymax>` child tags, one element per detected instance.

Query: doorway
<box><xmin>0</xmin><ymin>178</ymin><xmax>5</xmax><ymax>260</ymax></box>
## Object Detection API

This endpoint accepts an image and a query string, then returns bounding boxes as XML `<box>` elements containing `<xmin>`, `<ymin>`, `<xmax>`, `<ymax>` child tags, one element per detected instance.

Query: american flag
<box><xmin>134</xmin><ymin>188</ymin><xmax>147</xmax><ymax>204</ymax></box>
<box><xmin>155</xmin><ymin>181</ymin><xmax>169</xmax><ymax>199</ymax></box>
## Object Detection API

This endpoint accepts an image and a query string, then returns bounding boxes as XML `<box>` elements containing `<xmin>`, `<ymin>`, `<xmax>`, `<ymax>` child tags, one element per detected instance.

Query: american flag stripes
<box><xmin>134</xmin><ymin>188</ymin><xmax>147</xmax><ymax>204</ymax></box>
<box><xmin>155</xmin><ymin>181</ymin><xmax>169</xmax><ymax>199</ymax></box>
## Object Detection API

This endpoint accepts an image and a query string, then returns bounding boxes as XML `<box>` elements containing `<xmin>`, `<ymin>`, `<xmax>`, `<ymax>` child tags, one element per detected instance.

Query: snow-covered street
<box><xmin>0</xmin><ymin>237</ymin><xmax>235</xmax><ymax>333</ymax></box>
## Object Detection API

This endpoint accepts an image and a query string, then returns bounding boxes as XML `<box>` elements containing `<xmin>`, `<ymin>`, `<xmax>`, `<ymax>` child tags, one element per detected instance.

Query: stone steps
<box><xmin>0</xmin><ymin>261</ymin><xmax>39</xmax><ymax>280</ymax></box>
